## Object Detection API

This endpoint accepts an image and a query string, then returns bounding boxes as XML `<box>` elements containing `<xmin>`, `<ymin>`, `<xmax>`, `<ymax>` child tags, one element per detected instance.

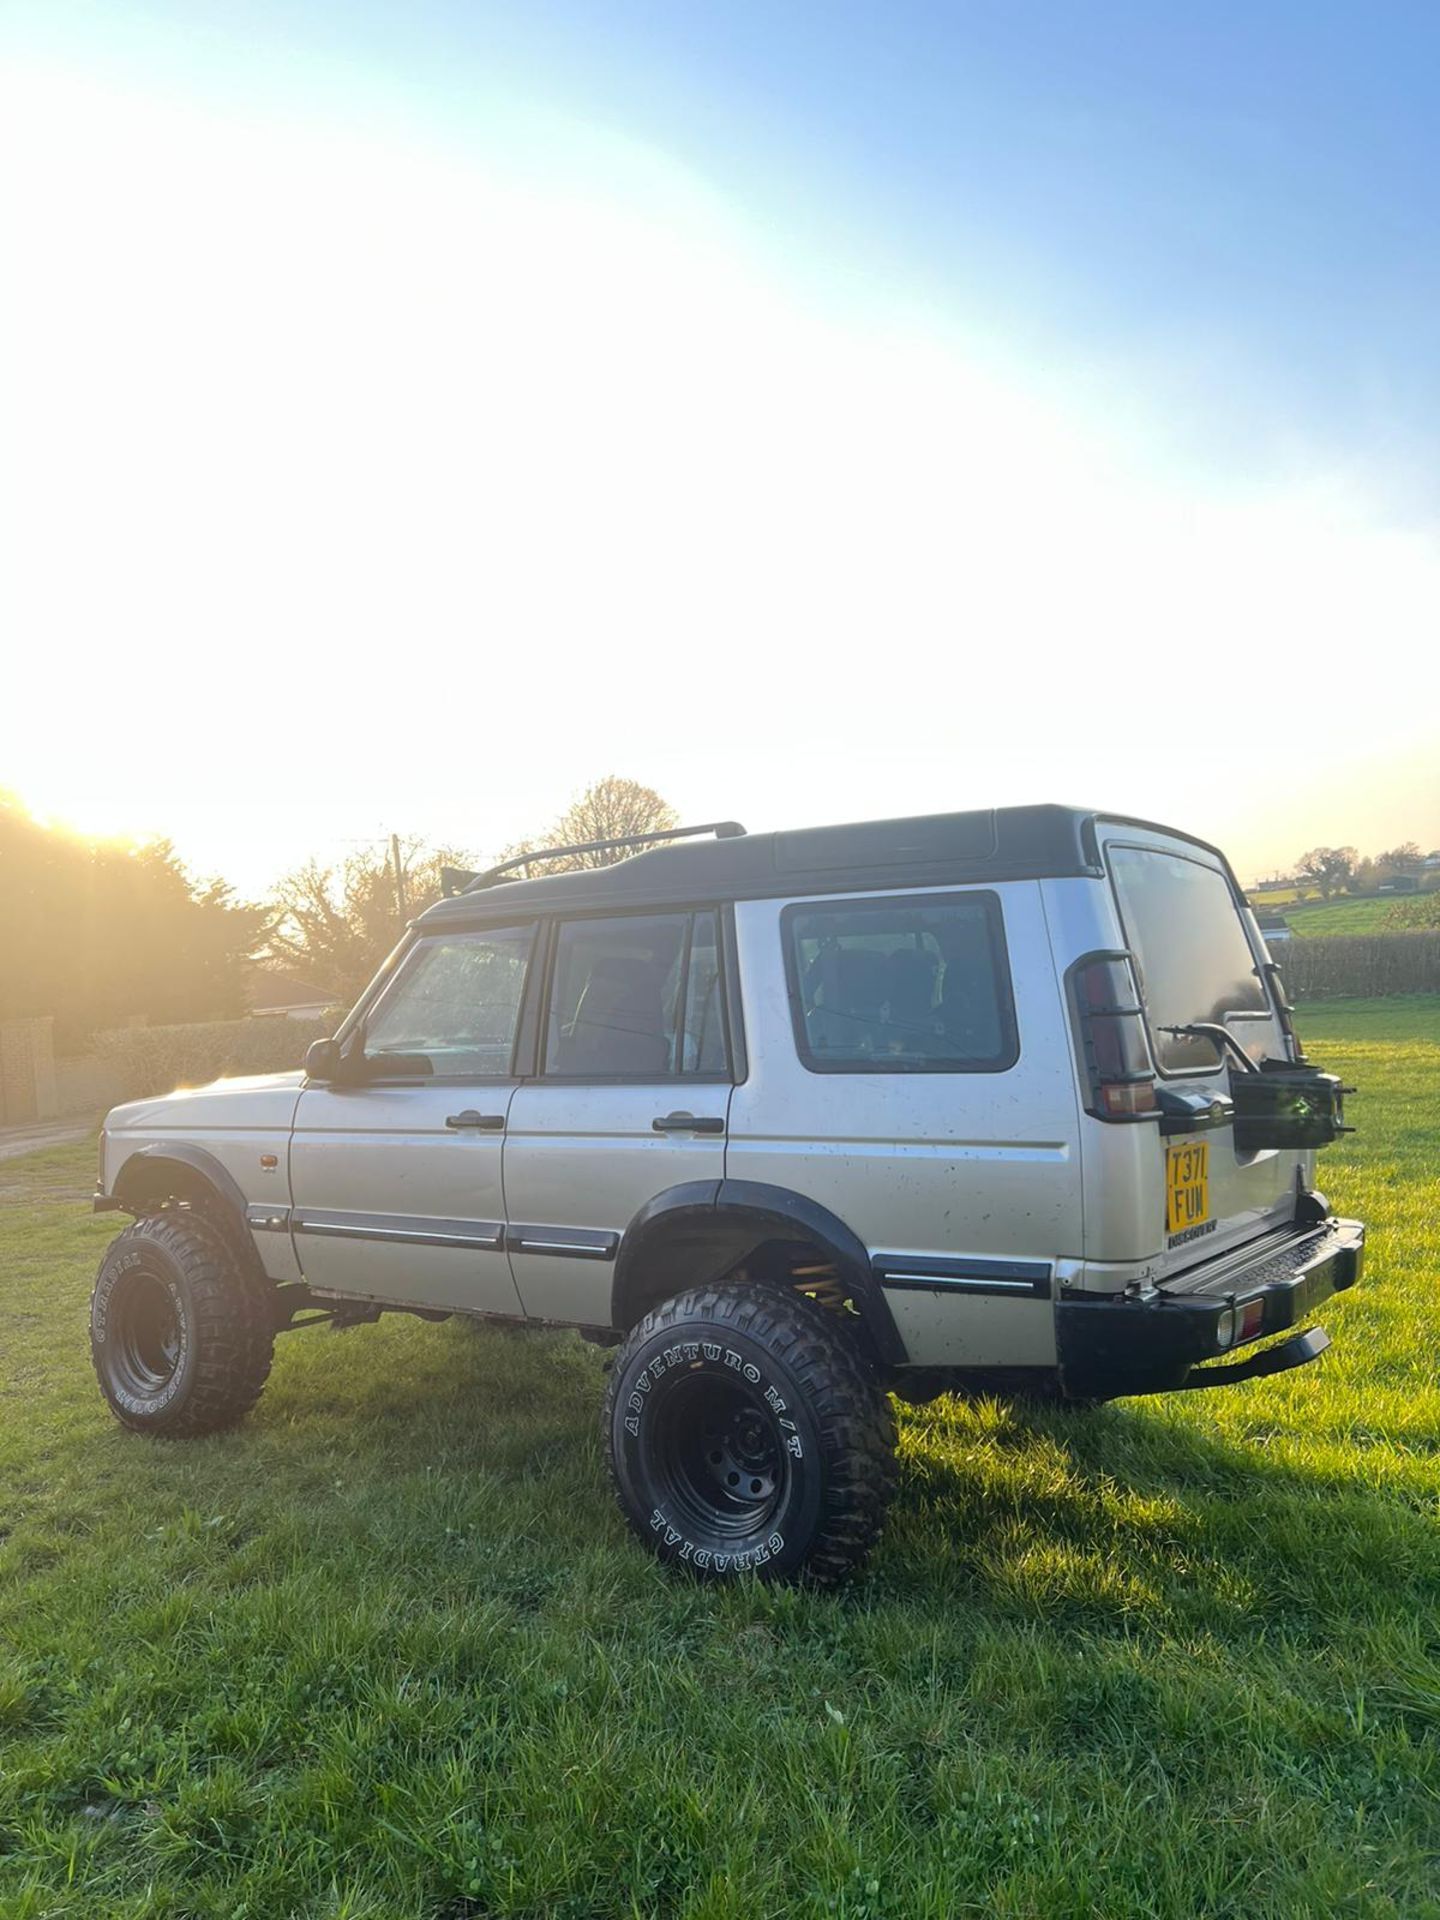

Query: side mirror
<box><xmin>304</xmin><ymin>1037</ymin><xmax>344</xmax><ymax>1082</ymax></box>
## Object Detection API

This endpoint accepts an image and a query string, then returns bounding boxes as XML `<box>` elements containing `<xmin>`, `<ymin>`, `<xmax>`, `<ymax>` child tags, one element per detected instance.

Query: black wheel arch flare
<box><xmin>612</xmin><ymin>1178</ymin><xmax>906</xmax><ymax>1368</ymax></box>
<box><xmin>110</xmin><ymin>1143</ymin><xmax>251</xmax><ymax>1232</ymax></box>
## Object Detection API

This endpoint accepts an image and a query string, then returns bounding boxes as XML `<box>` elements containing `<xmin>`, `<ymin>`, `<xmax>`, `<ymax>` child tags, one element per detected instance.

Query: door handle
<box><xmin>652</xmin><ymin>1112</ymin><xmax>725</xmax><ymax>1134</ymax></box>
<box><xmin>446</xmin><ymin>1111</ymin><xmax>506</xmax><ymax>1131</ymax></box>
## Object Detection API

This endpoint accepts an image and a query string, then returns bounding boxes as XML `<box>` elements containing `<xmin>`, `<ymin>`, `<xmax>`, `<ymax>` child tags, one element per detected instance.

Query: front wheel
<box><xmin>603</xmin><ymin>1282</ymin><xmax>897</xmax><ymax>1586</ymax></box>
<box><xmin>91</xmin><ymin>1211</ymin><xmax>275</xmax><ymax>1436</ymax></box>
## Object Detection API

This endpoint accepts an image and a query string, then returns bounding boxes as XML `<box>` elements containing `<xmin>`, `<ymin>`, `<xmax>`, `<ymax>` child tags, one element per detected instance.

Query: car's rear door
<box><xmin>288</xmin><ymin>922</ymin><xmax>536</xmax><ymax>1314</ymax></box>
<box><xmin>1101</xmin><ymin>828</ymin><xmax>1300</xmax><ymax>1276</ymax></box>
<box><xmin>501</xmin><ymin>908</ymin><xmax>733</xmax><ymax>1325</ymax></box>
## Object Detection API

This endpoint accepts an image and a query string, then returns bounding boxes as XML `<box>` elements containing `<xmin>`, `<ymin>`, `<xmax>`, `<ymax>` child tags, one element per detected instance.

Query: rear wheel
<box><xmin>603</xmin><ymin>1281</ymin><xmax>897</xmax><ymax>1586</ymax></box>
<box><xmin>91</xmin><ymin>1211</ymin><xmax>275</xmax><ymax>1436</ymax></box>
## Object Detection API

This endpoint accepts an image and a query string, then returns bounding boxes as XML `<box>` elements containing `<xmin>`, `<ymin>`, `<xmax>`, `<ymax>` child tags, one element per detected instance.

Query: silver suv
<box><xmin>90</xmin><ymin>807</ymin><xmax>1364</xmax><ymax>1584</ymax></box>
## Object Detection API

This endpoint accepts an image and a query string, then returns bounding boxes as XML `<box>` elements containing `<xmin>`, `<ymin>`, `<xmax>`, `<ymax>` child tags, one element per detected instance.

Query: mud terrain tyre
<box><xmin>603</xmin><ymin>1281</ymin><xmax>898</xmax><ymax>1586</ymax></box>
<box><xmin>91</xmin><ymin>1211</ymin><xmax>275</xmax><ymax>1436</ymax></box>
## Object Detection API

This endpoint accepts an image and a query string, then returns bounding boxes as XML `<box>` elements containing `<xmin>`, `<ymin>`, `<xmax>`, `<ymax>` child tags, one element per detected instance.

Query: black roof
<box><xmin>414</xmin><ymin>804</ymin><xmax>1204</xmax><ymax>930</ymax></box>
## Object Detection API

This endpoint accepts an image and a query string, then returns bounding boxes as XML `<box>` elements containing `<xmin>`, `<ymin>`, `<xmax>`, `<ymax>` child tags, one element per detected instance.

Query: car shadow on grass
<box><xmin>71</xmin><ymin>1307</ymin><xmax>1422</xmax><ymax>1667</ymax></box>
<box><xmin>879</xmin><ymin>1389</ymin><xmax>1440</xmax><ymax>1643</ymax></box>
<box><xmin>244</xmin><ymin>1318</ymin><xmax>1439</xmax><ymax>1641</ymax></box>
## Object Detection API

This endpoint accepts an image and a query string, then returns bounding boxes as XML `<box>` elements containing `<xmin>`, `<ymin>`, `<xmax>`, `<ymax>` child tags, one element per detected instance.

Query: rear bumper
<box><xmin>1057</xmin><ymin>1216</ymin><xmax>1365</xmax><ymax>1400</ymax></box>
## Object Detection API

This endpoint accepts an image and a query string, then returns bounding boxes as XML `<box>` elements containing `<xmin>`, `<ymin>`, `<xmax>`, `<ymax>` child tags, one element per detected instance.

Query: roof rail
<box><xmin>441</xmin><ymin>820</ymin><xmax>747</xmax><ymax>897</ymax></box>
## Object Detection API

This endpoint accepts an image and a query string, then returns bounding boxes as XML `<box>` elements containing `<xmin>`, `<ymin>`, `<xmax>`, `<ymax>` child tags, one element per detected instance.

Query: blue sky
<box><xmin>562</xmin><ymin>1</ymin><xmax>1435</xmax><ymax>476</ymax></box>
<box><xmin>2</xmin><ymin>1</ymin><xmax>1437</xmax><ymax>886</ymax></box>
<box><xmin>14</xmin><ymin>0</ymin><xmax>1440</xmax><ymax>495</ymax></box>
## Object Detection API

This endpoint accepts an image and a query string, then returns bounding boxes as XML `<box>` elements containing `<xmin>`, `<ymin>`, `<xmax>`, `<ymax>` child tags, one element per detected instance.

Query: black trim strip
<box><xmin>505</xmin><ymin>1224</ymin><xmax>619</xmax><ymax>1261</ymax></box>
<box><xmin>292</xmin><ymin>1209</ymin><xmax>504</xmax><ymax>1252</ymax></box>
<box><xmin>872</xmin><ymin>1253</ymin><xmax>1052</xmax><ymax>1300</ymax></box>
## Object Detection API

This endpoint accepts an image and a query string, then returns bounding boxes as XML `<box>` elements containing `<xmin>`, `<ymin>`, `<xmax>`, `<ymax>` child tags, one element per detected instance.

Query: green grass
<box><xmin>2</xmin><ymin>1001</ymin><xmax>1438</xmax><ymax>1918</ymax></box>
<box><xmin>1280</xmin><ymin>899</ymin><xmax>1411</xmax><ymax>937</ymax></box>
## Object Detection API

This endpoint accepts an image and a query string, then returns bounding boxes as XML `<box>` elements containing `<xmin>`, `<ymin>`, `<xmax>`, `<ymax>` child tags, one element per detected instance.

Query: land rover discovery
<box><xmin>90</xmin><ymin>807</ymin><xmax>1364</xmax><ymax>1584</ymax></box>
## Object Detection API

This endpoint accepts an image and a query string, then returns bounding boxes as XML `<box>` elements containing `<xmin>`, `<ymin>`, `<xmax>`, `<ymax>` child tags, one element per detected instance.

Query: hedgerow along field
<box><xmin>1</xmin><ymin>1000</ymin><xmax>1437</xmax><ymax>1919</ymax></box>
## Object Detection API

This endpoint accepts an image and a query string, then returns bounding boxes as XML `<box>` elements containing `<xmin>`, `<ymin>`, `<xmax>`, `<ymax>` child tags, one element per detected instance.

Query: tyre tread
<box><xmin>91</xmin><ymin>1209</ymin><xmax>275</xmax><ymax>1437</ymax></box>
<box><xmin>603</xmin><ymin>1280</ymin><xmax>897</xmax><ymax>1586</ymax></box>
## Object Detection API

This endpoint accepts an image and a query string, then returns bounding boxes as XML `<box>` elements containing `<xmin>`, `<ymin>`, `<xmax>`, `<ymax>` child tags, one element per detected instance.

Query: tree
<box><xmin>1295</xmin><ymin>847</ymin><xmax>1358</xmax><ymax>900</ymax></box>
<box><xmin>263</xmin><ymin>839</ymin><xmax>475</xmax><ymax>1003</ymax></box>
<box><xmin>502</xmin><ymin>776</ymin><xmax>678</xmax><ymax>875</ymax></box>
<box><xmin>0</xmin><ymin>794</ymin><xmax>264</xmax><ymax>1045</ymax></box>
<box><xmin>1376</xmin><ymin>842</ymin><xmax>1424</xmax><ymax>877</ymax></box>
<box><xmin>263</xmin><ymin>780</ymin><xmax>679</xmax><ymax>998</ymax></box>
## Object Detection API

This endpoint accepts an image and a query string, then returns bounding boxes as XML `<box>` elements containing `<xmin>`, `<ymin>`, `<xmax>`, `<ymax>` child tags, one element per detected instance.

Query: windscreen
<box><xmin>1107</xmin><ymin>846</ymin><xmax>1270</xmax><ymax>1073</ymax></box>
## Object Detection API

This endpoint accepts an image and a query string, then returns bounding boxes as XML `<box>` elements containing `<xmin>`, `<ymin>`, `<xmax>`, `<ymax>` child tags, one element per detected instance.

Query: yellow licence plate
<box><xmin>1166</xmin><ymin>1140</ymin><xmax>1210</xmax><ymax>1237</ymax></box>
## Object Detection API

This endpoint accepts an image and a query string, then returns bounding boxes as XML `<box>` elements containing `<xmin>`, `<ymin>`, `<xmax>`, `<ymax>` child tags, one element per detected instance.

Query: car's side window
<box><xmin>783</xmin><ymin>892</ymin><xmax>1017</xmax><ymax>1074</ymax></box>
<box><xmin>681</xmin><ymin>911</ymin><xmax>727</xmax><ymax>1073</ymax></box>
<box><xmin>363</xmin><ymin>924</ymin><xmax>534</xmax><ymax>1077</ymax></box>
<box><xmin>544</xmin><ymin>910</ymin><xmax>730</xmax><ymax>1079</ymax></box>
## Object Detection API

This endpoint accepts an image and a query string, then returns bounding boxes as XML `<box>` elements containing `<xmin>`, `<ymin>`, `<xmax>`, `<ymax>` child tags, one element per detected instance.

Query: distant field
<box><xmin>1249</xmin><ymin>884</ymin><xmax>1308</xmax><ymax>905</ymax></box>
<box><xmin>1249</xmin><ymin>893</ymin><xmax>1433</xmax><ymax>936</ymax></box>
<box><xmin>1278</xmin><ymin>897</ymin><xmax>1406</xmax><ymax>936</ymax></box>
<box><xmin>1</xmin><ymin>999</ymin><xmax>1438</xmax><ymax>1917</ymax></box>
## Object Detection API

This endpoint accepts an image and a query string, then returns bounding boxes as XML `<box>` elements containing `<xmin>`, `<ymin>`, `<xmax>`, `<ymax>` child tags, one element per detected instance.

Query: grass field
<box><xmin>2</xmin><ymin>1000</ymin><xmax>1438</xmax><ymax>1918</ymax></box>
<box><xmin>1279</xmin><ymin>899</ymin><xmax>1413</xmax><ymax>937</ymax></box>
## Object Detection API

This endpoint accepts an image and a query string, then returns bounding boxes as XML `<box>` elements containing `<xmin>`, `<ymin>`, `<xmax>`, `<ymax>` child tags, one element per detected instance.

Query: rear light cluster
<box><xmin>1215</xmin><ymin>1298</ymin><xmax>1266</xmax><ymax>1352</ymax></box>
<box><xmin>1071</xmin><ymin>954</ymin><xmax>1158</xmax><ymax>1121</ymax></box>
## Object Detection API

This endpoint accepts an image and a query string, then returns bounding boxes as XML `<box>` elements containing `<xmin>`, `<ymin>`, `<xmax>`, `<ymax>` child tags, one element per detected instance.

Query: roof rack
<box><xmin>440</xmin><ymin>820</ymin><xmax>747</xmax><ymax>898</ymax></box>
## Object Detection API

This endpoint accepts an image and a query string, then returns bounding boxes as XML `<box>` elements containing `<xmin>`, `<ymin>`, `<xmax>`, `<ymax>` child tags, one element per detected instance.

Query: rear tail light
<box><xmin>1099</xmin><ymin>1081</ymin><xmax>1158</xmax><ymax>1118</ymax></box>
<box><xmin>1071</xmin><ymin>954</ymin><xmax>1158</xmax><ymax>1122</ymax></box>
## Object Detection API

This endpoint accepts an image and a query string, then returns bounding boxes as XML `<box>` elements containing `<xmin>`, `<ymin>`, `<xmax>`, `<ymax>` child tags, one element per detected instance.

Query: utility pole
<box><xmin>390</xmin><ymin>833</ymin><xmax>407</xmax><ymax>918</ymax></box>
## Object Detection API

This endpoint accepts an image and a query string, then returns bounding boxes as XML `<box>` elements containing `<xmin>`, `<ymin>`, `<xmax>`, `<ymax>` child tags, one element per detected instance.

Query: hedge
<box><xmin>94</xmin><ymin>1018</ymin><xmax>331</xmax><ymax>1103</ymax></box>
<box><xmin>1276</xmin><ymin>932</ymin><xmax>1440</xmax><ymax>999</ymax></box>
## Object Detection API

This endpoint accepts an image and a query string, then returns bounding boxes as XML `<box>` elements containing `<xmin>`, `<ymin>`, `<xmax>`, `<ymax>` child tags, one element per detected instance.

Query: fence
<box><xmin>0</xmin><ymin>1018</ymin><xmax>58</xmax><ymax>1125</ymax></box>
<box><xmin>1277</xmin><ymin>931</ymin><xmax>1440</xmax><ymax>1000</ymax></box>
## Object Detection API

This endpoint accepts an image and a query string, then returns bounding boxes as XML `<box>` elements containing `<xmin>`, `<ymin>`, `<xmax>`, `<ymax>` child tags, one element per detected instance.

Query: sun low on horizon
<box><xmin>7</xmin><ymin>786</ymin><xmax>160</xmax><ymax>855</ymax></box>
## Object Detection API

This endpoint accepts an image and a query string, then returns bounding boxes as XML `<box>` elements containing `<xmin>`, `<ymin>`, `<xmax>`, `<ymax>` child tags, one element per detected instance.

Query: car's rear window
<box><xmin>1108</xmin><ymin>846</ymin><xmax>1269</xmax><ymax>1073</ymax></box>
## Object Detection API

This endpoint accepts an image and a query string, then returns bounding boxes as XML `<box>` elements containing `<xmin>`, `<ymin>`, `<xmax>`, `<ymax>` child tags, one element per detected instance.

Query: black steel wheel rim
<box><xmin>646</xmin><ymin>1370</ymin><xmax>788</xmax><ymax>1538</ymax></box>
<box><xmin>109</xmin><ymin>1268</ymin><xmax>183</xmax><ymax>1398</ymax></box>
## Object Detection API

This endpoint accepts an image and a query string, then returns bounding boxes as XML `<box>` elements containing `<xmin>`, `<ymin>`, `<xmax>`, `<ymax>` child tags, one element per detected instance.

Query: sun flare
<box><xmin>7</xmin><ymin>783</ymin><xmax>155</xmax><ymax>851</ymax></box>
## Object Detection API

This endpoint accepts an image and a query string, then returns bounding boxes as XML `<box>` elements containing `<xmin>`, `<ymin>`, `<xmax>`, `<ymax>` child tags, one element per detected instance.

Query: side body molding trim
<box><xmin>292</xmin><ymin>1210</ymin><xmax>504</xmax><ymax>1252</ymax></box>
<box><xmin>506</xmin><ymin>1224</ymin><xmax>619</xmax><ymax>1260</ymax></box>
<box><xmin>872</xmin><ymin>1253</ymin><xmax>1053</xmax><ymax>1299</ymax></box>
